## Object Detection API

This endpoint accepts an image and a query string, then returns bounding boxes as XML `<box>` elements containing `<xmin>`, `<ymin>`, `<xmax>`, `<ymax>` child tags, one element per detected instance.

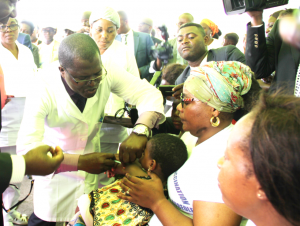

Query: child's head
<box><xmin>139</xmin><ymin>134</ymin><xmax>187</xmax><ymax>181</ymax></box>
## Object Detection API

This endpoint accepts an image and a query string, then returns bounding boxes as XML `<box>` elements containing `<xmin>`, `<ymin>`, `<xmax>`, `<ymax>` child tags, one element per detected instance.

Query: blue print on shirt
<box><xmin>173</xmin><ymin>172</ymin><xmax>190</xmax><ymax>205</ymax></box>
<box><xmin>170</xmin><ymin>198</ymin><xmax>193</xmax><ymax>214</ymax></box>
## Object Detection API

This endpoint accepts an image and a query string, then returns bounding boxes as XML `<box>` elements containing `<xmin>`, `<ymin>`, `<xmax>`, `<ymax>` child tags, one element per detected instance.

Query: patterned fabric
<box><xmin>89</xmin><ymin>179</ymin><xmax>153</xmax><ymax>226</ymax></box>
<box><xmin>201</xmin><ymin>19</ymin><xmax>219</xmax><ymax>37</ymax></box>
<box><xmin>185</xmin><ymin>61</ymin><xmax>253</xmax><ymax>113</ymax></box>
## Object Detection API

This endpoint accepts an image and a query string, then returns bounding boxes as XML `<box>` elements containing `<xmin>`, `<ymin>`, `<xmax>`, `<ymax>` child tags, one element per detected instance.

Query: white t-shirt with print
<box><xmin>149</xmin><ymin>124</ymin><xmax>233</xmax><ymax>225</ymax></box>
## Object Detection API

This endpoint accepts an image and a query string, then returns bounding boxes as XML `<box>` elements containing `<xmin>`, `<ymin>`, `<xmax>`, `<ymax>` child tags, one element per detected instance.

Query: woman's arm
<box><xmin>119</xmin><ymin>173</ymin><xmax>242</xmax><ymax>226</ymax></box>
<box><xmin>118</xmin><ymin>173</ymin><xmax>193</xmax><ymax>226</ymax></box>
<box><xmin>193</xmin><ymin>201</ymin><xmax>242</xmax><ymax>226</ymax></box>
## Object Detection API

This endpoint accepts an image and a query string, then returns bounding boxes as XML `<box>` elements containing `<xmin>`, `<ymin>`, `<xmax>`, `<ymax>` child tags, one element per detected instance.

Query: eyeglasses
<box><xmin>0</xmin><ymin>24</ymin><xmax>19</xmax><ymax>32</ymax></box>
<box><xmin>180</xmin><ymin>93</ymin><xmax>201</xmax><ymax>107</ymax></box>
<box><xmin>63</xmin><ymin>66</ymin><xmax>107</xmax><ymax>84</ymax></box>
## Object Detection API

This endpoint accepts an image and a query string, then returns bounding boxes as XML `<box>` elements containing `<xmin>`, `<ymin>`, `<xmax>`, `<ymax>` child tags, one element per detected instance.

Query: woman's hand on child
<box><xmin>117</xmin><ymin>172</ymin><xmax>166</xmax><ymax>212</ymax></box>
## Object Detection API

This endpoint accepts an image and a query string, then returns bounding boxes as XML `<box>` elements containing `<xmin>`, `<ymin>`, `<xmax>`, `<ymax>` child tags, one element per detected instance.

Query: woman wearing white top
<box><xmin>0</xmin><ymin>18</ymin><xmax>36</xmax><ymax>226</ymax></box>
<box><xmin>118</xmin><ymin>61</ymin><xmax>258</xmax><ymax>225</ymax></box>
<box><xmin>89</xmin><ymin>6</ymin><xmax>139</xmax><ymax>185</ymax></box>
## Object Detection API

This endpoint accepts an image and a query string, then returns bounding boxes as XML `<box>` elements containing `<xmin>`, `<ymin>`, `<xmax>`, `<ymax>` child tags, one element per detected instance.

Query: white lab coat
<box><xmin>16</xmin><ymin>61</ymin><xmax>165</xmax><ymax>222</ymax></box>
<box><xmin>0</xmin><ymin>41</ymin><xmax>36</xmax><ymax>147</ymax></box>
<box><xmin>100</xmin><ymin>40</ymin><xmax>139</xmax><ymax>143</ymax></box>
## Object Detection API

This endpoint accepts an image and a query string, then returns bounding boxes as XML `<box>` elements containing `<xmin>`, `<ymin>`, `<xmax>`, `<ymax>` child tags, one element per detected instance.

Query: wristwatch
<box><xmin>132</xmin><ymin>124</ymin><xmax>151</xmax><ymax>138</ymax></box>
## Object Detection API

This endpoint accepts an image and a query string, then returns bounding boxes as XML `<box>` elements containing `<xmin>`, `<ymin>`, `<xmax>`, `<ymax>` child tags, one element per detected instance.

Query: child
<box><xmin>68</xmin><ymin>134</ymin><xmax>187</xmax><ymax>226</ymax></box>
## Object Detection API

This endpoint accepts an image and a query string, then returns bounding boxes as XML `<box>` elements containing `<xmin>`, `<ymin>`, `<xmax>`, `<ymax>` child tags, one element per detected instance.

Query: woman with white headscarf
<box><xmin>89</xmin><ymin>6</ymin><xmax>139</xmax><ymax>186</ymax></box>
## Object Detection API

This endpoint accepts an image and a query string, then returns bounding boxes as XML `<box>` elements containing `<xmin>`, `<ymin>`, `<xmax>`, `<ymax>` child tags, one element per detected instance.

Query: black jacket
<box><xmin>245</xmin><ymin>20</ymin><xmax>300</xmax><ymax>94</ymax></box>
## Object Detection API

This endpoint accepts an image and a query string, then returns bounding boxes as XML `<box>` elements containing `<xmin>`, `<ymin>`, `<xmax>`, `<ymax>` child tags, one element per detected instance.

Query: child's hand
<box><xmin>105</xmin><ymin>162</ymin><xmax>124</xmax><ymax>178</ymax></box>
<box><xmin>106</xmin><ymin>167</ymin><xmax>116</xmax><ymax>178</ymax></box>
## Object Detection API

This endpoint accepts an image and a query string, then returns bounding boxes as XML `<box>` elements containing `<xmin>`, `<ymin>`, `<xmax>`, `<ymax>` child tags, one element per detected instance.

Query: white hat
<box><xmin>89</xmin><ymin>6</ymin><xmax>120</xmax><ymax>29</ymax></box>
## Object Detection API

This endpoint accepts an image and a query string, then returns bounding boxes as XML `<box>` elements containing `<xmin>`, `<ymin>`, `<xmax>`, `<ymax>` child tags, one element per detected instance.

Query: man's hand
<box><xmin>23</xmin><ymin>145</ymin><xmax>64</xmax><ymax>175</ymax></box>
<box><xmin>279</xmin><ymin>14</ymin><xmax>300</xmax><ymax>51</ymax></box>
<box><xmin>172</xmin><ymin>83</ymin><xmax>183</xmax><ymax>100</ymax></box>
<box><xmin>118</xmin><ymin>173</ymin><xmax>166</xmax><ymax>211</ymax></box>
<box><xmin>119</xmin><ymin>133</ymin><xmax>148</xmax><ymax>166</ymax></box>
<box><xmin>77</xmin><ymin>153</ymin><xmax>116</xmax><ymax>174</ymax></box>
<box><xmin>247</xmin><ymin>11</ymin><xmax>263</xmax><ymax>26</ymax></box>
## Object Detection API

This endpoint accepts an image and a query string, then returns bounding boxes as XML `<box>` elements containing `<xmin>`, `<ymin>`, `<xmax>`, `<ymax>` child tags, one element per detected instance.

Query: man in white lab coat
<box><xmin>16</xmin><ymin>33</ymin><xmax>165</xmax><ymax>225</ymax></box>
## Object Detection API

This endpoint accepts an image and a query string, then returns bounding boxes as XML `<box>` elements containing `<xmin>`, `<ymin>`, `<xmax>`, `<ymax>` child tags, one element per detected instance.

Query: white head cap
<box><xmin>89</xmin><ymin>6</ymin><xmax>120</xmax><ymax>29</ymax></box>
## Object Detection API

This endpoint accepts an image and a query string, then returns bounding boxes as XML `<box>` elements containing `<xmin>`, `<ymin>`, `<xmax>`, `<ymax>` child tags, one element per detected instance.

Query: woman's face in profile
<box><xmin>176</xmin><ymin>88</ymin><xmax>212</xmax><ymax>136</ymax></box>
<box><xmin>217</xmin><ymin>114</ymin><xmax>260</xmax><ymax>218</ymax></box>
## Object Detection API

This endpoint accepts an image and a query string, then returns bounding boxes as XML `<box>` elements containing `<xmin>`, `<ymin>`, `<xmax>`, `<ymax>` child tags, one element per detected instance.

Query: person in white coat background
<box><xmin>89</xmin><ymin>6</ymin><xmax>140</xmax><ymax>186</ymax></box>
<box><xmin>0</xmin><ymin>17</ymin><xmax>36</xmax><ymax>226</ymax></box>
<box><xmin>16</xmin><ymin>33</ymin><xmax>165</xmax><ymax>225</ymax></box>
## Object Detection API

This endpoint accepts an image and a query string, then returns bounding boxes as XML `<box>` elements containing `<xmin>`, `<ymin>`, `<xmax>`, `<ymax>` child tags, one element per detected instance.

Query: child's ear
<box><xmin>150</xmin><ymin>159</ymin><xmax>157</xmax><ymax>171</ymax></box>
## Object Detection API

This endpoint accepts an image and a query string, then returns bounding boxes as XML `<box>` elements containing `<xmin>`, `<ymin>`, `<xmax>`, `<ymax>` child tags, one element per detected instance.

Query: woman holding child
<box><xmin>119</xmin><ymin>61</ymin><xmax>258</xmax><ymax>226</ymax></box>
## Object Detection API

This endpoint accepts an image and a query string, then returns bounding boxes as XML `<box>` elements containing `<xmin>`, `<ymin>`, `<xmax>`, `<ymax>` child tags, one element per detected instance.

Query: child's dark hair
<box><xmin>149</xmin><ymin>134</ymin><xmax>187</xmax><ymax>180</ymax></box>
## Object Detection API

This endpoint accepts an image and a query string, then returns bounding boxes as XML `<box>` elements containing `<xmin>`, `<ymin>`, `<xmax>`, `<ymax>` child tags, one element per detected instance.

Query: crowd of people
<box><xmin>0</xmin><ymin>0</ymin><xmax>300</xmax><ymax>226</ymax></box>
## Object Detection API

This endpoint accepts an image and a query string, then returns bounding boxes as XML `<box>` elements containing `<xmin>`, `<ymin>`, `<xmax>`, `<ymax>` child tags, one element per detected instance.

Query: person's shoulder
<box><xmin>210</xmin><ymin>45</ymin><xmax>244</xmax><ymax>59</ymax></box>
<box><xmin>211</xmin><ymin>45</ymin><xmax>238</xmax><ymax>52</ymax></box>
<box><xmin>133</xmin><ymin>30</ymin><xmax>151</xmax><ymax>39</ymax></box>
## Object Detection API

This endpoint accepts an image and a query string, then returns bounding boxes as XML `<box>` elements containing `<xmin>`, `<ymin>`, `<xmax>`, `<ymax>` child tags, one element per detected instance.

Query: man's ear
<box><xmin>203</xmin><ymin>35</ymin><xmax>210</xmax><ymax>46</ymax></box>
<box><xmin>58</xmin><ymin>66</ymin><xmax>66</xmax><ymax>79</ymax></box>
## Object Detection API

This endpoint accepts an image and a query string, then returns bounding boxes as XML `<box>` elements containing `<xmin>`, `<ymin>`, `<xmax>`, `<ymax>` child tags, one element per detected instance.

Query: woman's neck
<box><xmin>252</xmin><ymin>211</ymin><xmax>293</xmax><ymax>226</ymax></box>
<box><xmin>2</xmin><ymin>41</ymin><xmax>18</xmax><ymax>59</ymax></box>
<box><xmin>2</xmin><ymin>41</ymin><xmax>17</xmax><ymax>51</ymax></box>
<box><xmin>196</xmin><ymin>120</ymin><xmax>231</xmax><ymax>146</ymax></box>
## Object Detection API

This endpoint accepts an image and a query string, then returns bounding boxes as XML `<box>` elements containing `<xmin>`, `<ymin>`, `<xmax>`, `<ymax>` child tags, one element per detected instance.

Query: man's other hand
<box><xmin>77</xmin><ymin>153</ymin><xmax>116</xmax><ymax>174</ymax></box>
<box><xmin>119</xmin><ymin>133</ymin><xmax>148</xmax><ymax>166</ymax></box>
<box><xmin>247</xmin><ymin>11</ymin><xmax>263</xmax><ymax>26</ymax></box>
<box><xmin>24</xmin><ymin>145</ymin><xmax>64</xmax><ymax>175</ymax></box>
<box><xmin>172</xmin><ymin>83</ymin><xmax>183</xmax><ymax>100</ymax></box>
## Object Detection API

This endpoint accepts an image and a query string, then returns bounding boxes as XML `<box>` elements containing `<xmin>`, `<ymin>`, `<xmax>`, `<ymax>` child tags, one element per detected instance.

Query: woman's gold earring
<box><xmin>148</xmin><ymin>167</ymin><xmax>151</xmax><ymax>173</ymax></box>
<box><xmin>210</xmin><ymin>116</ymin><xmax>220</xmax><ymax>127</ymax></box>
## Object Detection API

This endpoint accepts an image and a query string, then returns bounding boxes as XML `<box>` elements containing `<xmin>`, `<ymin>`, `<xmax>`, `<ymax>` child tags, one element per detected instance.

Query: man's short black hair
<box><xmin>149</xmin><ymin>134</ymin><xmax>187</xmax><ymax>180</ymax></box>
<box><xmin>58</xmin><ymin>33</ymin><xmax>100</xmax><ymax>69</ymax></box>
<box><xmin>225</xmin><ymin>33</ymin><xmax>239</xmax><ymax>46</ymax></box>
<box><xmin>20</xmin><ymin>20</ymin><xmax>34</xmax><ymax>35</ymax></box>
<box><xmin>179</xmin><ymin>22</ymin><xmax>205</xmax><ymax>37</ymax></box>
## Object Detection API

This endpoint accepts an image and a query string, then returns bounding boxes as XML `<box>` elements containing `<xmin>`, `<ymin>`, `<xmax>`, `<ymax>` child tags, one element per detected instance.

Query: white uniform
<box><xmin>0</xmin><ymin>41</ymin><xmax>36</xmax><ymax>226</ymax></box>
<box><xmin>16</xmin><ymin>62</ymin><xmax>164</xmax><ymax>222</ymax></box>
<box><xmin>99</xmin><ymin>40</ymin><xmax>140</xmax><ymax>185</ymax></box>
<box><xmin>100</xmin><ymin>40</ymin><xmax>139</xmax><ymax>145</ymax></box>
